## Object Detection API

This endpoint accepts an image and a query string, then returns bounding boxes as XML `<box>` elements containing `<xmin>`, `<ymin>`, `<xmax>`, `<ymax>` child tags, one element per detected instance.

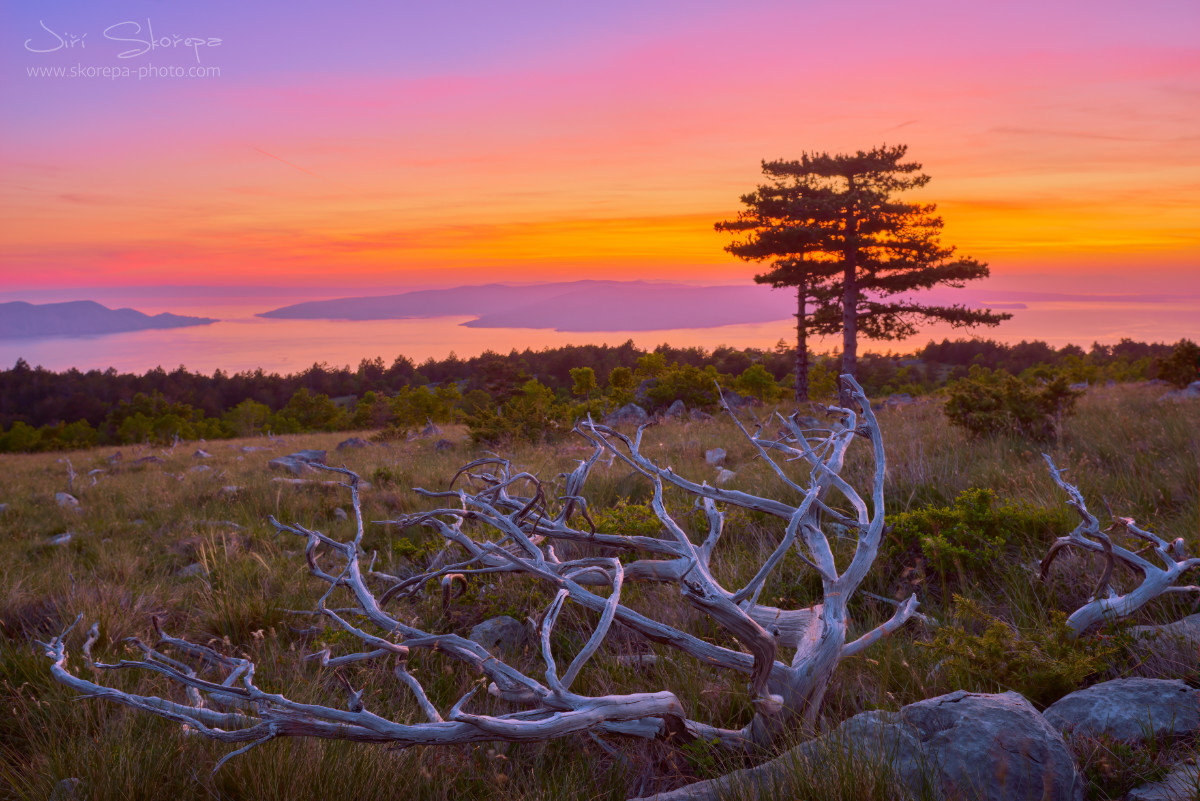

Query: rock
<box><xmin>1131</xmin><ymin>613</ymin><xmax>1200</xmax><ymax>675</ymax></box>
<box><xmin>1158</xmin><ymin>381</ymin><xmax>1200</xmax><ymax>402</ymax></box>
<box><xmin>1126</xmin><ymin>760</ymin><xmax>1200</xmax><ymax>801</ymax></box>
<box><xmin>636</xmin><ymin>691</ymin><xmax>1085</xmax><ymax>801</ymax></box>
<box><xmin>193</xmin><ymin>449</ymin><xmax>212</xmax><ymax>458</ymax></box>
<box><xmin>189</xmin><ymin>465</ymin><xmax>210</xmax><ymax>473</ymax></box>
<box><xmin>240</xmin><ymin>445</ymin><xmax>269</xmax><ymax>452</ymax></box>
<box><xmin>1069</xmin><ymin>382</ymin><xmax>1089</xmax><ymax>391</ymax></box>
<box><xmin>133</xmin><ymin>455</ymin><xmax>163</xmax><ymax>465</ymax></box>
<box><xmin>107</xmin><ymin>451</ymin><xmax>122</xmax><ymax>463</ymax></box>
<box><xmin>434</xmin><ymin>439</ymin><xmax>454</xmax><ymax>452</ymax></box>
<box><xmin>333</xmin><ymin>508</ymin><xmax>348</xmax><ymax>521</ymax></box>
<box><xmin>704</xmin><ymin>448</ymin><xmax>726</xmax><ymax>466</ymax></box>
<box><xmin>47</xmin><ymin>532</ymin><xmax>73</xmax><ymax>546</ymax></box>
<box><xmin>336</xmin><ymin>437</ymin><xmax>371</xmax><ymax>450</ymax></box>
<box><xmin>664</xmin><ymin>399</ymin><xmax>687</xmax><ymax>419</ymax></box>
<box><xmin>633</xmin><ymin>378</ymin><xmax>657</xmax><ymax>405</ymax></box>
<box><xmin>604</xmin><ymin>403</ymin><xmax>649</xmax><ymax>427</ymax></box>
<box><xmin>690</xmin><ymin>410</ymin><xmax>713</xmax><ymax>421</ymax></box>
<box><xmin>0</xmin><ymin>503</ymin><xmax>8</xmax><ymax>514</ymax></box>
<box><xmin>219</xmin><ymin>485</ymin><xmax>240</xmax><ymax>496</ymax></box>
<box><xmin>55</xmin><ymin>492</ymin><xmax>80</xmax><ymax>508</ymax></box>
<box><xmin>827</xmin><ymin>522</ymin><xmax>850</xmax><ymax>538</ymax></box>
<box><xmin>715</xmin><ymin>468</ymin><xmax>736</xmax><ymax>485</ymax></box>
<box><xmin>50</xmin><ymin>777</ymin><xmax>82</xmax><ymax>801</ymax></box>
<box><xmin>1042</xmin><ymin>678</ymin><xmax>1199</xmax><ymax>743</ymax></box>
<box><xmin>268</xmin><ymin>449</ymin><xmax>328</xmax><ymax>476</ymax></box>
<box><xmin>469</xmin><ymin>616</ymin><xmax>528</xmax><ymax>656</ymax></box>
<box><xmin>420</xmin><ymin>421</ymin><xmax>442</xmax><ymax>438</ymax></box>
<box><xmin>794</xmin><ymin>415</ymin><xmax>822</xmax><ymax>429</ymax></box>
<box><xmin>176</xmin><ymin>562</ymin><xmax>207</xmax><ymax>578</ymax></box>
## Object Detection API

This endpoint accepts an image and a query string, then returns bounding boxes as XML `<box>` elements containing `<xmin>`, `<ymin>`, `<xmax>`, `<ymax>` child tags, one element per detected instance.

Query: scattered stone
<box><xmin>885</xmin><ymin>392</ymin><xmax>915</xmax><ymax>406</ymax></box>
<box><xmin>434</xmin><ymin>439</ymin><xmax>454</xmax><ymax>452</ymax></box>
<box><xmin>333</xmin><ymin>508</ymin><xmax>348</xmax><ymax>521</ymax></box>
<box><xmin>219</xmin><ymin>486</ymin><xmax>240</xmax><ymax>496</ymax></box>
<box><xmin>0</xmin><ymin>503</ymin><xmax>8</xmax><ymax>514</ymax></box>
<box><xmin>1042</xmin><ymin>678</ymin><xmax>1199</xmax><ymax>743</ymax></box>
<box><xmin>268</xmin><ymin>449</ymin><xmax>327</xmax><ymax>476</ymax></box>
<box><xmin>614</xmin><ymin>654</ymin><xmax>659</xmax><ymax>669</ymax></box>
<box><xmin>50</xmin><ymin>777</ymin><xmax>82</xmax><ymax>801</ymax></box>
<box><xmin>705</xmin><ymin>448</ymin><xmax>726</xmax><ymax>466</ymax></box>
<box><xmin>272</xmin><ymin>478</ymin><xmax>371</xmax><ymax>490</ymax></box>
<box><xmin>665</xmin><ymin>399</ymin><xmax>687</xmax><ymax>419</ymax></box>
<box><xmin>1126</xmin><ymin>760</ymin><xmax>1200</xmax><ymax>801</ymax></box>
<box><xmin>133</xmin><ymin>455</ymin><xmax>164</xmax><ymax>465</ymax></box>
<box><xmin>240</xmin><ymin>445</ymin><xmax>269</xmax><ymax>452</ymax></box>
<box><xmin>47</xmin><ymin>532</ymin><xmax>73</xmax><ymax>546</ymax></box>
<box><xmin>194</xmin><ymin>449</ymin><xmax>212</xmax><ymax>458</ymax></box>
<box><xmin>469</xmin><ymin>616</ymin><xmax>529</xmax><ymax>656</ymax></box>
<box><xmin>55</xmin><ymin>492</ymin><xmax>80</xmax><ymax>508</ymax></box>
<box><xmin>176</xmin><ymin>562</ymin><xmax>207</xmax><ymax>578</ymax></box>
<box><xmin>1069</xmin><ymin>382</ymin><xmax>1089</xmax><ymax>391</ymax></box>
<box><xmin>1159</xmin><ymin>381</ymin><xmax>1200</xmax><ymax>402</ymax></box>
<box><xmin>336</xmin><ymin>437</ymin><xmax>371</xmax><ymax>450</ymax></box>
<box><xmin>793</xmin><ymin>415</ymin><xmax>823</xmax><ymax>429</ymax></box>
<box><xmin>827</xmin><ymin>522</ymin><xmax>850</xmax><ymax>538</ymax></box>
<box><xmin>715</xmin><ymin>468</ymin><xmax>736</xmax><ymax>485</ymax></box>
<box><xmin>107</xmin><ymin>451</ymin><xmax>122</xmax><ymax>464</ymax></box>
<box><xmin>604</xmin><ymin>403</ymin><xmax>649</xmax><ymax>427</ymax></box>
<box><xmin>690</xmin><ymin>410</ymin><xmax>713</xmax><ymax>421</ymax></box>
<box><xmin>420</xmin><ymin>420</ymin><xmax>442</xmax><ymax>438</ymax></box>
<box><xmin>189</xmin><ymin>465</ymin><xmax>211</xmax><ymax>473</ymax></box>
<box><xmin>635</xmin><ymin>691</ymin><xmax>1085</xmax><ymax>801</ymax></box>
<box><xmin>721</xmin><ymin>389</ymin><xmax>750</xmax><ymax>409</ymax></box>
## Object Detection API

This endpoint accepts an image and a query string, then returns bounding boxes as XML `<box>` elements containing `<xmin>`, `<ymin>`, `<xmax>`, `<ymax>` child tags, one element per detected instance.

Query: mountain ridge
<box><xmin>0</xmin><ymin>300</ymin><xmax>217</xmax><ymax>340</ymax></box>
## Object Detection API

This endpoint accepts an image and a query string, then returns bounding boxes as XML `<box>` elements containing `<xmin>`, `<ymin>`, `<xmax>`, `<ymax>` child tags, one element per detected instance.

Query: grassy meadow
<box><xmin>0</xmin><ymin>383</ymin><xmax>1197</xmax><ymax>800</ymax></box>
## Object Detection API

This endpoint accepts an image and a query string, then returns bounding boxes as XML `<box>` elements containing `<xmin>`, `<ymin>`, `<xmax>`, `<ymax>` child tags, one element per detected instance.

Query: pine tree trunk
<box><xmin>794</xmin><ymin>288</ymin><xmax>809</xmax><ymax>403</ymax></box>
<box><xmin>840</xmin><ymin>198</ymin><xmax>859</xmax><ymax>404</ymax></box>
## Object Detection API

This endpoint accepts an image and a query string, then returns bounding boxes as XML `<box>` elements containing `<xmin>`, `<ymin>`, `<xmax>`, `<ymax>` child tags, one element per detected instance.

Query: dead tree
<box><xmin>1040</xmin><ymin>454</ymin><xmax>1200</xmax><ymax>637</ymax></box>
<box><xmin>41</xmin><ymin>376</ymin><xmax>917</xmax><ymax>779</ymax></box>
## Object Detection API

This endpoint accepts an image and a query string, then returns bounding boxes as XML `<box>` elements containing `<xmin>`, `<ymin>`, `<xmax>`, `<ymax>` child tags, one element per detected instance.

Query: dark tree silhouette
<box><xmin>720</xmin><ymin>145</ymin><xmax>1010</xmax><ymax>400</ymax></box>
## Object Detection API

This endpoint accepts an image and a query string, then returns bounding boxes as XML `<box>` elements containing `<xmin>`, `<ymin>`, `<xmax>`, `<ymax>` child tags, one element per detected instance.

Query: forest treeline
<box><xmin>0</xmin><ymin>337</ymin><xmax>1192</xmax><ymax>453</ymax></box>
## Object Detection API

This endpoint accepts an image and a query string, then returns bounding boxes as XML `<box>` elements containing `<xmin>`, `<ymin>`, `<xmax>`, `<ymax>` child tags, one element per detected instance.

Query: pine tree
<box><xmin>719</xmin><ymin>145</ymin><xmax>1010</xmax><ymax>401</ymax></box>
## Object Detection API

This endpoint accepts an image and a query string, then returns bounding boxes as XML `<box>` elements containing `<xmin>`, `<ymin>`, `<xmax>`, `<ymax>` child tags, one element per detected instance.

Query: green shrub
<box><xmin>923</xmin><ymin>596</ymin><xmax>1123</xmax><ymax>708</ymax></box>
<box><xmin>943</xmin><ymin>366</ymin><xmax>1081</xmax><ymax>441</ymax></box>
<box><xmin>1152</xmin><ymin>338</ymin><xmax>1200</xmax><ymax>388</ymax></box>
<box><xmin>887</xmin><ymin>488</ymin><xmax>1065</xmax><ymax>579</ymax></box>
<box><xmin>467</xmin><ymin>379</ymin><xmax>573</xmax><ymax>445</ymax></box>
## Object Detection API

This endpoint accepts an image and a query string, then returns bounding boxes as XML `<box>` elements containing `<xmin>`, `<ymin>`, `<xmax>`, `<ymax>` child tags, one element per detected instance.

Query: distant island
<box><xmin>258</xmin><ymin>280</ymin><xmax>797</xmax><ymax>331</ymax></box>
<box><xmin>0</xmin><ymin>300</ymin><xmax>217</xmax><ymax>340</ymax></box>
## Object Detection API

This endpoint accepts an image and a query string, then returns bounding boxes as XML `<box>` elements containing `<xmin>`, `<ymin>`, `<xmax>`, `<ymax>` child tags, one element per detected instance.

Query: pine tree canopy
<box><xmin>717</xmin><ymin>144</ymin><xmax>1011</xmax><ymax>388</ymax></box>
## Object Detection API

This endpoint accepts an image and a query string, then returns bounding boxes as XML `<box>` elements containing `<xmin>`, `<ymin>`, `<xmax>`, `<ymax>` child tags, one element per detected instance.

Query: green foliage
<box><xmin>275</xmin><ymin>388</ymin><xmax>347</xmax><ymax>432</ymax></box>
<box><xmin>467</xmin><ymin>379</ymin><xmax>572</xmax><ymax>445</ymax></box>
<box><xmin>1073</xmin><ymin>732</ymin><xmax>1177</xmax><ymax>800</ymax></box>
<box><xmin>734</xmin><ymin>363</ymin><xmax>782</xmax><ymax>403</ymax></box>
<box><xmin>390</xmin><ymin>384</ymin><xmax>461</xmax><ymax>427</ymax></box>
<box><xmin>1153</xmin><ymin>338</ymin><xmax>1200</xmax><ymax>388</ymax></box>
<box><xmin>223</xmin><ymin>399</ymin><xmax>272</xmax><ymax>437</ymax></box>
<box><xmin>887</xmin><ymin>488</ymin><xmax>1064</xmax><ymax>578</ymax></box>
<box><xmin>590</xmin><ymin>500</ymin><xmax>662</xmax><ymax>538</ymax></box>
<box><xmin>644</xmin><ymin>363</ymin><xmax>727</xmax><ymax>410</ymax></box>
<box><xmin>351</xmin><ymin>391</ymin><xmax>396</xmax><ymax>429</ymax></box>
<box><xmin>569</xmin><ymin>367</ymin><xmax>597</xmax><ymax>399</ymax></box>
<box><xmin>943</xmin><ymin>366</ymin><xmax>1082</xmax><ymax>441</ymax></box>
<box><xmin>923</xmin><ymin>596</ymin><xmax>1122</xmax><ymax>708</ymax></box>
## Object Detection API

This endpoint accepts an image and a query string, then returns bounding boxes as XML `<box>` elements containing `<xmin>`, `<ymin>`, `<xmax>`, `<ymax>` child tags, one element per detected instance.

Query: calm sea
<box><xmin>0</xmin><ymin>296</ymin><xmax>1194</xmax><ymax>376</ymax></box>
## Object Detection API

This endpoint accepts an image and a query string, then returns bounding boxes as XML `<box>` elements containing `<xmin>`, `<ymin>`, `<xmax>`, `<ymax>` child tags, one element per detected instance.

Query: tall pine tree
<box><xmin>719</xmin><ymin>145</ymin><xmax>1010</xmax><ymax>401</ymax></box>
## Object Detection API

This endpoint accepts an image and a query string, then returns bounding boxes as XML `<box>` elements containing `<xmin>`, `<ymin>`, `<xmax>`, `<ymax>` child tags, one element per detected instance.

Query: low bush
<box><xmin>943</xmin><ymin>366</ymin><xmax>1082</xmax><ymax>441</ymax></box>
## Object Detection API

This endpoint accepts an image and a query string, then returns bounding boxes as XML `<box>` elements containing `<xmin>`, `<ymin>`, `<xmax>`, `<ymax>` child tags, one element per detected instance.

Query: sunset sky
<box><xmin>3</xmin><ymin>1</ymin><xmax>1198</xmax><ymax>320</ymax></box>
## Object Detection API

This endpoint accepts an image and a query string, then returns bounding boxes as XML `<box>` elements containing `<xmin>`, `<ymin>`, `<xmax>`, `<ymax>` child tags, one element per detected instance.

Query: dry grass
<box><xmin>0</xmin><ymin>384</ymin><xmax>1196</xmax><ymax>800</ymax></box>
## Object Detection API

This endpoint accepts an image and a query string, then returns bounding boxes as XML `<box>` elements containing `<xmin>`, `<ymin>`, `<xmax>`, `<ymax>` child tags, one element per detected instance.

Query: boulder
<box><xmin>336</xmin><ymin>437</ymin><xmax>371</xmax><ymax>450</ymax></box>
<box><xmin>1130</xmin><ymin>614</ymin><xmax>1200</xmax><ymax>677</ymax></box>
<box><xmin>690</xmin><ymin>410</ymin><xmax>713</xmax><ymax>422</ymax></box>
<box><xmin>132</xmin><ymin>455</ymin><xmax>164</xmax><ymax>465</ymax></box>
<box><xmin>704</xmin><ymin>448</ymin><xmax>726</xmax><ymax>466</ymax></box>
<box><xmin>1126</xmin><ymin>761</ymin><xmax>1200</xmax><ymax>801</ymax></box>
<box><xmin>636</xmin><ymin>691</ymin><xmax>1084</xmax><ymax>801</ymax></box>
<box><xmin>193</xmin><ymin>449</ymin><xmax>212</xmax><ymax>458</ymax></box>
<box><xmin>468</xmin><ymin>616</ymin><xmax>528</xmax><ymax>656</ymax></box>
<box><xmin>715</xmin><ymin>468</ymin><xmax>736</xmax><ymax>486</ymax></box>
<box><xmin>189</xmin><ymin>465</ymin><xmax>210</xmax><ymax>473</ymax></box>
<box><xmin>55</xmin><ymin>492</ymin><xmax>79</xmax><ymax>508</ymax></box>
<box><xmin>333</xmin><ymin>508</ymin><xmax>348</xmax><ymax>521</ymax></box>
<box><xmin>664</xmin><ymin>399</ymin><xmax>687</xmax><ymax>419</ymax></box>
<box><xmin>176</xmin><ymin>562</ymin><xmax>207</xmax><ymax>578</ymax></box>
<box><xmin>604</xmin><ymin>403</ymin><xmax>649</xmax><ymax>427</ymax></box>
<box><xmin>434</xmin><ymin>439</ymin><xmax>454</xmax><ymax>452</ymax></box>
<box><xmin>1158</xmin><ymin>381</ymin><xmax>1200</xmax><ymax>402</ymax></box>
<box><xmin>46</xmin><ymin>532</ymin><xmax>74</xmax><ymax>546</ymax></box>
<box><xmin>268</xmin><ymin>449</ymin><xmax>328</xmax><ymax>476</ymax></box>
<box><xmin>1042</xmin><ymin>678</ymin><xmax>1199</xmax><ymax>743</ymax></box>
